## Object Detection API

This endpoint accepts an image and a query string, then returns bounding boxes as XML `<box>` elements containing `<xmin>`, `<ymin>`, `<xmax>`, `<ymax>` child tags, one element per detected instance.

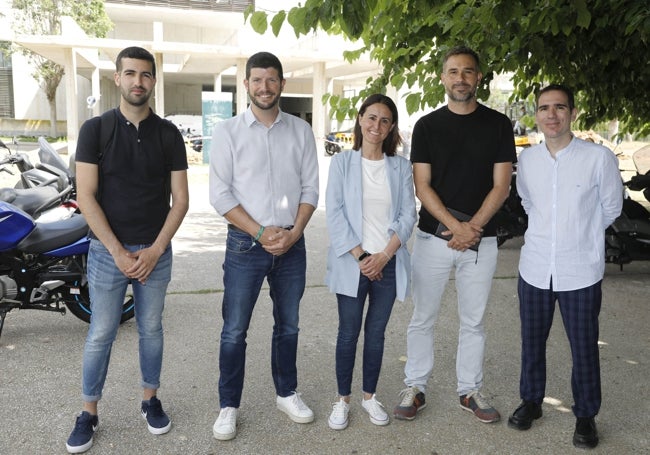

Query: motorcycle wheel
<box><xmin>64</xmin><ymin>279</ymin><xmax>135</xmax><ymax>324</ymax></box>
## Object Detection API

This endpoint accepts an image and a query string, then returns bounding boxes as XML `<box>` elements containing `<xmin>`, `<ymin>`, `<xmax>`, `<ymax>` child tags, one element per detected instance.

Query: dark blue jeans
<box><xmin>218</xmin><ymin>228</ymin><xmax>306</xmax><ymax>408</ymax></box>
<box><xmin>335</xmin><ymin>258</ymin><xmax>396</xmax><ymax>397</ymax></box>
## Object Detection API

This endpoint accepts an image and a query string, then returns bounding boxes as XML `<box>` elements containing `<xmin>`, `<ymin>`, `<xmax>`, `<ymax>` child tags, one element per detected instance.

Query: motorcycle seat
<box><xmin>0</xmin><ymin>186</ymin><xmax>60</xmax><ymax>217</ymax></box>
<box><xmin>17</xmin><ymin>213</ymin><xmax>89</xmax><ymax>254</ymax></box>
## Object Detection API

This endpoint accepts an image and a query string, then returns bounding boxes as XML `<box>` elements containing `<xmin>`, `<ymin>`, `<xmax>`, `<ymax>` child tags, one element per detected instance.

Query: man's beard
<box><xmin>249</xmin><ymin>91</ymin><xmax>280</xmax><ymax>110</ymax></box>
<box><xmin>446</xmin><ymin>84</ymin><xmax>476</xmax><ymax>103</ymax></box>
<box><xmin>122</xmin><ymin>88</ymin><xmax>152</xmax><ymax>107</ymax></box>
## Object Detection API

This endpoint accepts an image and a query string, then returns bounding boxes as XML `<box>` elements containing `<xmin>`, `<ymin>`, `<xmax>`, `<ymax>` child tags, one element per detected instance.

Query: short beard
<box><xmin>248</xmin><ymin>89</ymin><xmax>281</xmax><ymax>111</ymax></box>
<box><xmin>446</xmin><ymin>88</ymin><xmax>475</xmax><ymax>103</ymax></box>
<box><xmin>121</xmin><ymin>88</ymin><xmax>151</xmax><ymax>107</ymax></box>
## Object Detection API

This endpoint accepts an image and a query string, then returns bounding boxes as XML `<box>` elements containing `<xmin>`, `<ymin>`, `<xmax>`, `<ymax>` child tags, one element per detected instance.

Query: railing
<box><xmin>104</xmin><ymin>0</ymin><xmax>254</xmax><ymax>12</ymax></box>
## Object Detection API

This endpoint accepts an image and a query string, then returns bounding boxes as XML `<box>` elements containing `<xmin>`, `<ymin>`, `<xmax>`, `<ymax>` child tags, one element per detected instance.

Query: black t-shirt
<box><xmin>411</xmin><ymin>103</ymin><xmax>516</xmax><ymax>237</ymax></box>
<box><xmin>76</xmin><ymin>108</ymin><xmax>188</xmax><ymax>244</ymax></box>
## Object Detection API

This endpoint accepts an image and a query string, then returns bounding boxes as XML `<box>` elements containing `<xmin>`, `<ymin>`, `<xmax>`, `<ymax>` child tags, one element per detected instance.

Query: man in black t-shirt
<box><xmin>393</xmin><ymin>46</ymin><xmax>516</xmax><ymax>424</ymax></box>
<box><xmin>66</xmin><ymin>47</ymin><xmax>189</xmax><ymax>454</ymax></box>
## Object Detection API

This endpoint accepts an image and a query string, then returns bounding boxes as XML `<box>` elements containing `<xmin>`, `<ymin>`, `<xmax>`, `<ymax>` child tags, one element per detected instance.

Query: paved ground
<box><xmin>0</xmin><ymin>147</ymin><xmax>648</xmax><ymax>454</ymax></box>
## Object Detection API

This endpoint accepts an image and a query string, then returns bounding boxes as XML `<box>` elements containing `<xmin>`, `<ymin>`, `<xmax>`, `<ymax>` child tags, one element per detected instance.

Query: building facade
<box><xmin>0</xmin><ymin>0</ymin><xmax>382</xmax><ymax>148</ymax></box>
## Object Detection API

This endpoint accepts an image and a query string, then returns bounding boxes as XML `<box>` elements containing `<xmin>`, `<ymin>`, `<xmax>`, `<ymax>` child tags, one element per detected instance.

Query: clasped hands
<box><xmin>258</xmin><ymin>226</ymin><xmax>299</xmax><ymax>256</ymax></box>
<box><xmin>116</xmin><ymin>245</ymin><xmax>164</xmax><ymax>284</ymax></box>
<box><xmin>442</xmin><ymin>221</ymin><xmax>482</xmax><ymax>251</ymax></box>
<box><xmin>359</xmin><ymin>252</ymin><xmax>391</xmax><ymax>281</ymax></box>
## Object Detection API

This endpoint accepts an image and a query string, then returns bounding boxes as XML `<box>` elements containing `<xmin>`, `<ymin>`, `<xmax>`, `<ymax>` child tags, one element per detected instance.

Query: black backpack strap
<box><xmin>97</xmin><ymin>109</ymin><xmax>118</xmax><ymax>201</ymax></box>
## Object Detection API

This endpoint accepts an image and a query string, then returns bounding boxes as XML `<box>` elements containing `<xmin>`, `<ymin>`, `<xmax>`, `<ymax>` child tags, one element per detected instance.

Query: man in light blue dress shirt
<box><xmin>507</xmin><ymin>85</ymin><xmax>623</xmax><ymax>450</ymax></box>
<box><xmin>208</xmin><ymin>52</ymin><xmax>319</xmax><ymax>441</ymax></box>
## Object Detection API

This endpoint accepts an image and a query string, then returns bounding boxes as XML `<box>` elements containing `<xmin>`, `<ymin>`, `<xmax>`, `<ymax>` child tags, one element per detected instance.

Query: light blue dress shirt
<box><xmin>209</xmin><ymin>108</ymin><xmax>319</xmax><ymax>227</ymax></box>
<box><xmin>517</xmin><ymin>137</ymin><xmax>623</xmax><ymax>291</ymax></box>
<box><xmin>325</xmin><ymin>150</ymin><xmax>417</xmax><ymax>300</ymax></box>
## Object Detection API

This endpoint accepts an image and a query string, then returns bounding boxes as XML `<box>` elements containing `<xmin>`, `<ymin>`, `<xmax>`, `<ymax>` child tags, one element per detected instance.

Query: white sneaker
<box><xmin>328</xmin><ymin>398</ymin><xmax>349</xmax><ymax>430</ymax></box>
<box><xmin>362</xmin><ymin>394</ymin><xmax>389</xmax><ymax>426</ymax></box>
<box><xmin>212</xmin><ymin>407</ymin><xmax>237</xmax><ymax>441</ymax></box>
<box><xmin>276</xmin><ymin>392</ymin><xmax>314</xmax><ymax>423</ymax></box>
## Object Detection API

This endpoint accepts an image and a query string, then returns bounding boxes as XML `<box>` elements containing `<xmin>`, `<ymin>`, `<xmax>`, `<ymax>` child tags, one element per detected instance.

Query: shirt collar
<box><xmin>244</xmin><ymin>106</ymin><xmax>283</xmax><ymax>127</ymax></box>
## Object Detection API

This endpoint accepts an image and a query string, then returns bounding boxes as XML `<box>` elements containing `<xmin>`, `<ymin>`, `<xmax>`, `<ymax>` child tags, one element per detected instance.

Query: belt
<box><xmin>227</xmin><ymin>224</ymin><xmax>294</xmax><ymax>235</ymax></box>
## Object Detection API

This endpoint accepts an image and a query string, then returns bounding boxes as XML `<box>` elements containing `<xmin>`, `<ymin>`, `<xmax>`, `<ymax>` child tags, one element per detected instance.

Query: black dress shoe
<box><xmin>573</xmin><ymin>417</ymin><xmax>599</xmax><ymax>449</ymax></box>
<box><xmin>507</xmin><ymin>401</ymin><xmax>542</xmax><ymax>430</ymax></box>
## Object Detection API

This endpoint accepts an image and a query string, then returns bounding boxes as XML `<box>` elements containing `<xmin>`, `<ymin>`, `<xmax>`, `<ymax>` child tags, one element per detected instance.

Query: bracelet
<box><xmin>254</xmin><ymin>225</ymin><xmax>265</xmax><ymax>242</ymax></box>
<box><xmin>382</xmin><ymin>250</ymin><xmax>392</xmax><ymax>261</ymax></box>
<box><xmin>357</xmin><ymin>251</ymin><xmax>371</xmax><ymax>262</ymax></box>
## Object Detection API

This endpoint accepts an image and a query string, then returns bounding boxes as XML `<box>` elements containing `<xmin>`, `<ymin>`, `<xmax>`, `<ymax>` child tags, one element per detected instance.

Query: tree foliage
<box><xmin>11</xmin><ymin>0</ymin><xmax>112</xmax><ymax>136</ymax></box>
<box><xmin>247</xmin><ymin>0</ymin><xmax>650</xmax><ymax>137</ymax></box>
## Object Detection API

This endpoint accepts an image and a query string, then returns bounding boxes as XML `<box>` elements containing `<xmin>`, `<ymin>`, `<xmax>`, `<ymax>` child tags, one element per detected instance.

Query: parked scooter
<box><xmin>605</xmin><ymin>145</ymin><xmax>650</xmax><ymax>269</ymax></box>
<box><xmin>0</xmin><ymin>201</ymin><xmax>135</xmax><ymax>338</ymax></box>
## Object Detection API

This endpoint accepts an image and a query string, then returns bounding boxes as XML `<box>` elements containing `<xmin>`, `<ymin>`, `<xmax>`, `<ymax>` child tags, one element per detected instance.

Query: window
<box><xmin>0</xmin><ymin>42</ymin><xmax>14</xmax><ymax>118</ymax></box>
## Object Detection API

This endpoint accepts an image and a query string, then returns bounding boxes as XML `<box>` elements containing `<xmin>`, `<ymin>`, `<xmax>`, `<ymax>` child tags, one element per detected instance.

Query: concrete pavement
<box><xmin>0</xmin><ymin>155</ymin><xmax>648</xmax><ymax>455</ymax></box>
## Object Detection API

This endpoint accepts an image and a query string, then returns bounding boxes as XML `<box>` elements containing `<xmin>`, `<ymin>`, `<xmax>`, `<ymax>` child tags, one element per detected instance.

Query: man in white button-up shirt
<box><xmin>507</xmin><ymin>85</ymin><xmax>622</xmax><ymax>450</ymax></box>
<box><xmin>209</xmin><ymin>52</ymin><xmax>319</xmax><ymax>441</ymax></box>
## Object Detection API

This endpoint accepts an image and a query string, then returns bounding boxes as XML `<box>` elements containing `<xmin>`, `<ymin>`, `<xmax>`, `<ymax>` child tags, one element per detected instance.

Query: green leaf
<box><xmin>575</xmin><ymin>0</ymin><xmax>591</xmax><ymax>29</ymax></box>
<box><xmin>249</xmin><ymin>11</ymin><xmax>268</xmax><ymax>35</ymax></box>
<box><xmin>270</xmin><ymin>10</ymin><xmax>286</xmax><ymax>37</ymax></box>
<box><xmin>405</xmin><ymin>93</ymin><xmax>421</xmax><ymax>115</ymax></box>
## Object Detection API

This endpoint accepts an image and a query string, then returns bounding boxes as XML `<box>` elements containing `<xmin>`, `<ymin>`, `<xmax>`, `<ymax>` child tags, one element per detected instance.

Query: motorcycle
<box><xmin>0</xmin><ymin>201</ymin><xmax>135</xmax><ymax>339</ymax></box>
<box><xmin>0</xmin><ymin>138</ymin><xmax>77</xmax><ymax>221</ymax></box>
<box><xmin>494</xmin><ymin>162</ymin><xmax>528</xmax><ymax>247</ymax></box>
<box><xmin>495</xmin><ymin>144</ymin><xmax>650</xmax><ymax>271</ymax></box>
<box><xmin>605</xmin><ymin>145</ymin><xmax>650</xmax><ymax>269</ymax></box>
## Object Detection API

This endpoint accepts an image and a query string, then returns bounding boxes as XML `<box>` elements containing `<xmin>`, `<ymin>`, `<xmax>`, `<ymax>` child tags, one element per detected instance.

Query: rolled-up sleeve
<box><xmin>299</xmin><ymin>126</ymin><xmax>319</xmax><ymax>209</ymax></box>
<box><xmin>209</xmin><ymin>121</ymin><xmax>239</xmax><ymax>216</ymax></box>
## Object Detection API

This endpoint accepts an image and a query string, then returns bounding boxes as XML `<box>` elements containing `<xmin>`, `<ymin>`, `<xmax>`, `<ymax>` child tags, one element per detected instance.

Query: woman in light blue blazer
<box><xmin>325</xmin><ymin>94</ymin><xmax>416</xmax><ymax>430</ymax></box>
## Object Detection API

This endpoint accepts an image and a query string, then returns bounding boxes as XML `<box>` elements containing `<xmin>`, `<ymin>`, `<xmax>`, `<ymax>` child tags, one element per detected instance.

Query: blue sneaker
<box><xmin>141</xmin><ymin>396</ymin><xmax>171</xmax><ymax>435</ymax></box>
<box><xmin>66</xmin><ymin>411</ymin><xmax>98</xmax><ymax>454</ymax></box>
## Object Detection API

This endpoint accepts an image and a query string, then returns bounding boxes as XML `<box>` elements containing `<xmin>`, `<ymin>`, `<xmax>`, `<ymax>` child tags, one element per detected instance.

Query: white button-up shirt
<box><xmin>209</xmin><ymin>108</ymin><xmax>319</xmax><ymax>227</ymax></box>
<box><xmin>517</xmin><ymin>137</ymin><xmax>623</xmax><ymax>291</ymax></box>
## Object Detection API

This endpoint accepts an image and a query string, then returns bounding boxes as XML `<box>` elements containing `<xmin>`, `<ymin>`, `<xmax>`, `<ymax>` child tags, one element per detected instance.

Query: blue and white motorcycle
<box><xmin>0</xmin><ymin>202</ymin><xmax>134</xmax><ymax>338</ymax></box>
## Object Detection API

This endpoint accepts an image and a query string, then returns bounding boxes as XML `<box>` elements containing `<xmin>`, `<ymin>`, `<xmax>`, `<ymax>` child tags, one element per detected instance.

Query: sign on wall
<box><xmin>201</xmin><ymin>91</ymin><xmax>233</xmax><ymax>164</ymax></box>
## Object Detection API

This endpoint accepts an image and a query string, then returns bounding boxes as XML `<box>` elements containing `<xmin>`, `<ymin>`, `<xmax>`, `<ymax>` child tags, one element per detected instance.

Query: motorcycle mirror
<box><xmin>86</xmin><ymin>96</ymin><xmax>97</xmax><ymax>109</ymax></box>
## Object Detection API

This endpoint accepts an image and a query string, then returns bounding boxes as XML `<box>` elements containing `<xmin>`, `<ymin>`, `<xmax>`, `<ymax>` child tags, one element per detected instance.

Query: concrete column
<box><xmin>154</xmin><ymin>52</ymin><xmax>165</xmax><ymax>116</ymax></box>
<box><xmin>91</xmin><ymin>66</ymin><xmax>100</xmax><ymax>117</ymax></box>
<box><xmin>311</xmin><ymin>61</ymin><xmax>327</xmax><ymax>141</ymax></box>
<box><xmin>153</xmin><ymin>22</ymin><xmax>165</xmax><ymax>116</ymax></box>
<box><xmin>63</xmin><ymin>48</ymin><xmax>78</xmax><ymax>150</ymax></box>
<box><xmin>236</xmin><ymin>58</ymin><xmax>247</xmax><ymax>115</ymax></box>
<box><xmin>214</xmin><ymin>73</ymin><xmax>222</xmax><ymax>92</ymax></box>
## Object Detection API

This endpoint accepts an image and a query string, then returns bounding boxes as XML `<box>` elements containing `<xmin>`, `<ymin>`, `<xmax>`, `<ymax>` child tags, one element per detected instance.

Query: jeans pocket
<box><xmin>226</xmin><ymin>231</ymin><xmax>255</xmax><ymax>253</ymax></box>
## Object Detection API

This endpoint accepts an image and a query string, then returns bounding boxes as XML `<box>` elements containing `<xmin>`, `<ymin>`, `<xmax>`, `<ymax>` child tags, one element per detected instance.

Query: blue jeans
<box><xmin>335</xmin><ymin>259</ymin><xmax>396</xmax><ymax>397</ymax></box>
<box><xmin>82</xmin><ymin>239</ymin><xmax>172</xmax><ymax>402</ymax></box>
<box><xmin>218</xmin><ymin>228</ymin><xmax>306</xmax><ymax>408</ymax></box>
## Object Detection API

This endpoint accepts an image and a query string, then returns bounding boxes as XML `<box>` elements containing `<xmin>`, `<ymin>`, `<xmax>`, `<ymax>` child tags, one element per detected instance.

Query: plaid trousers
<box><xmin>517</xmin><ymin>275</ymin><xmax>602</xmax><ymax>418</ymax></box>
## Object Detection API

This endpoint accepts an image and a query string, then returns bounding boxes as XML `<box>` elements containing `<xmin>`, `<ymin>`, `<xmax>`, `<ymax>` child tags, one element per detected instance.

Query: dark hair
<box><xmin>353</xmin><ymin>94</ymin><xmax>401</xmax><ymax>157</ymax></box>
<box><xmin>116</xmin><ymin>46</ymin><xmax>156</xmax><ymax>77</ymax></box>
<box><xmin>442</xmin><ymin>45</ymin><xmax>480</xmax><ymax>71</ymax></box>
<box><xmin>246</xmin><ymin>51</ymin><xmax>284</xmax><ymax>80</ymax></box>
<box><xmin>537</xmin><ymin>84</ymin><xmax>575</xmax><ymax>110</ymax></box>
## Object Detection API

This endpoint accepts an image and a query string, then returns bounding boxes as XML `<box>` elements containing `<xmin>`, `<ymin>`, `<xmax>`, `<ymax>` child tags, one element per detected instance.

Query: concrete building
<box><xmin>0</xmin><ymin>0</ymin><xmax>384</xmax><ymax>151</ymax></box>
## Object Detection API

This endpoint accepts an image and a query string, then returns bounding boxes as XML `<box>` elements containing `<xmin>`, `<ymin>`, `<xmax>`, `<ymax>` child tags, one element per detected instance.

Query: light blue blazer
<box><xmin>325</xmin><ymin>149</ymin><xmax>417</xmax><ymax>300</ymax></box>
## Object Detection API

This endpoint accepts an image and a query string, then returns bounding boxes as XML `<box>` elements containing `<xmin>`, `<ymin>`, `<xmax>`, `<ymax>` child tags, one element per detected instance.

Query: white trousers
<box><xmin>405</xmin><ymin>229</ymin><xmax>498</xmax><ymax>395</ymax></box>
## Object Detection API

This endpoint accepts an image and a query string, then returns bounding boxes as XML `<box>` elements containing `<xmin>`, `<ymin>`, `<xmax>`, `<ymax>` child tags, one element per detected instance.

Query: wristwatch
<box><xmin>357</xmin><ymin>251</ymin><xmax>371</xmax><ymax>262</ymax></box>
